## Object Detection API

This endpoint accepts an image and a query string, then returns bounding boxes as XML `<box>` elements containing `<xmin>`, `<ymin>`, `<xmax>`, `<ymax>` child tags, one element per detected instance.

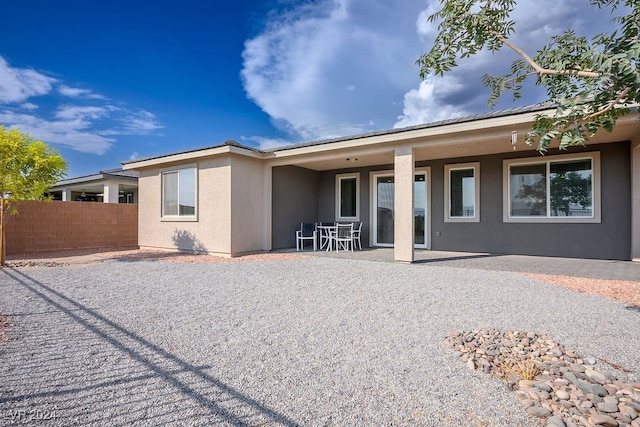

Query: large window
<box><xmin>335</xmin><ymin>173</ymin><xmax>359</xmax><ymax>221</ymax></box>
<box><xmin>504</xmin><ymin>153</ymin><xmax>600</xmax><ymax>223</ymax></box>
<box><xmin>162</xmin><ymin>166</ymin><xmax>197</xmax><ymax>219</ymax></box>
<box><xmin>444</xmin><ymin>163</ymin><xmax>480</xmax><ymax>222</ymax></box>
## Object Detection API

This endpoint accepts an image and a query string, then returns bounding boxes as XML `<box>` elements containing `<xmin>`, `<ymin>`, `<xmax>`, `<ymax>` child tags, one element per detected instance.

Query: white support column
<box><xmin>394</xmin><ymin>146</ymin><xmax>414</xmax><ymax>263</ymax></box>
<box><xmin>103</xmin><ymin>180</ymin><xmax>119</xmax><ymax>203</ymax></box>
<box><xmin>632</xmin><ymin>140</ymin><xmax>640</xmax><ymax>261</ymax></box>
<box><xmin>62</xmin><ymin>188</ymin><xmax>71</xmax><ymax>201</ymax></box>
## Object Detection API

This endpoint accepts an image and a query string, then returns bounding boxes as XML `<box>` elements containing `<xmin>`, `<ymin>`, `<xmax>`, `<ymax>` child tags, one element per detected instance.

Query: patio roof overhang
<box><xmin>121</xmin><ymin>106</ymin><xmax>640</xmax><ymax>173</ymax></box>
<box><xmin>264</xmin><ymin>109</ymin><xmax>640</xmax><ymax>171</ymax></box>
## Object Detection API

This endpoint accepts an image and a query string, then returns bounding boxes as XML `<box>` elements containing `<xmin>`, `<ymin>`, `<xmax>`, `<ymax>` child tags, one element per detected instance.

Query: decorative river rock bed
<box><xmin>6</xmin><ymin>260</ymin><xmax>68</xmax><ymax>268</ymax></box>
<box><xmin>446</xmin><ymin>329</ymin><xmax>640</xmax><ymax>427</ymax></box>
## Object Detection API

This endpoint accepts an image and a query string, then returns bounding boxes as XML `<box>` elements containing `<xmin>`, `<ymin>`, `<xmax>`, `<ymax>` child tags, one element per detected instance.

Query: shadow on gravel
<box><xmin>110</xmin><ymin>251</ymin><xmax>201</xmax><ymax>262</ymax></box>
<box><xmin>413</xmin><ymin>253</ymin><xmax>504</xmax><ymax>264</ymax></box>
<box><xmin>0</xmin><ymin>268</ymin><xmax>300</xmax><ymax>426</ymax></box>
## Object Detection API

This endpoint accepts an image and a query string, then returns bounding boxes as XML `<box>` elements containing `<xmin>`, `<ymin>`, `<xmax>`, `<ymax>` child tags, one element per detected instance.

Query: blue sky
<box><xmin>0</xmin><ymin>0</ymin><xmax>619</xmax><ymax>177</ymax></box>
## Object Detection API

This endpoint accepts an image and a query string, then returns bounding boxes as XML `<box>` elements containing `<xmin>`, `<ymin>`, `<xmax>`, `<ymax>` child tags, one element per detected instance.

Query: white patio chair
<box><xmin>351</xmin><ymin>221</ymin><xmax>363</xmax><ymax>250</ymax></box>
<box><xmin>333</xmin><ymin>223</ymin><xmax>353</xmax><ymax>252</ymax></box>
<box><xmin>296</xmin><ymin>222</ymin><xmax>317</xmax><ymax>251</ymax></box>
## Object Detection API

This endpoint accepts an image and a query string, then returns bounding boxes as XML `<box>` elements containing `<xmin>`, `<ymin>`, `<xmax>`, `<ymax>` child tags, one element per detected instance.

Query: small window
<box><xmin>336</xmin><ymin>173</ymin><xmax>360</xmax><ymax>220</ymax></box>
<box><xmin>504</xmin><ymin>153</ymin><xmax>600</xmax><ymax>223</ymax></box>
<box><xmin>444</xmin><ymin>163</ymin><xmax>480</xmax><ymax>222</ymax></box>
<box><xmin>162</xmin><ymin>166</ymin><xmax>197</xmax><ymax>220</ymax></box>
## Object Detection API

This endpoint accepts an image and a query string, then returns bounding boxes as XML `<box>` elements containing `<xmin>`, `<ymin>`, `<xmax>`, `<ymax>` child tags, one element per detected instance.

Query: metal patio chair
<box><xmin>333</xmin><ymin>223</ymin><xmax>353</xmax><ymax>252</ymax></box>
<box><xmin>296</xmin><ymin>222</ymin><xmax>317</xmax><ymax>251</ymax></box>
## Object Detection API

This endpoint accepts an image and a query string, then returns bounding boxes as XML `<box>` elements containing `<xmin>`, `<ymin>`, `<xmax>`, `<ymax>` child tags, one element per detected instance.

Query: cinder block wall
<box><xmin>4</xmin><ymin>201</ymin><xmax>138</xmax><ymax>255</ymax></box>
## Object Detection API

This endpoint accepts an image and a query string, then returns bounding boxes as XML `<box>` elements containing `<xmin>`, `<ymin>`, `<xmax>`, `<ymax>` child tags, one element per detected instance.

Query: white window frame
<box><xmin>370</xmin><ymin>170</ymin><xmax>394</xmax><ymax>247</ymax></box>
<box><xmin>335</xmin><ymin>172</ymin><xmax>360</xmax><ymax>221</ymax></box>
<box><xmin>444</xmin><ymin>162</ymin><xmax>480</xmax><ymax>223</ymax></box>
<box><xmin>503</xmin><ymin>152</ymin><xmax>601</xmax><ymax>223</ymax></box>
<box><xmin>161</xmin><ymin>164</ymin><xmax>198</xmax><ymax>221</ymax></box>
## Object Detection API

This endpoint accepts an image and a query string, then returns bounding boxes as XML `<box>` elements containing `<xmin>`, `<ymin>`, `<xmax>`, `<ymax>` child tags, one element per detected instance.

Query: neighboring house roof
<box><xmin>51</xmin><ymin>167</ymin><xmax>138</xmax><ymax>189</ymax></box>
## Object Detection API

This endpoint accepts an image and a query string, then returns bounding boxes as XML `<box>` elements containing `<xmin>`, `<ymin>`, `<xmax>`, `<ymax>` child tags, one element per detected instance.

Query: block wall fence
<box><xmin>4</xmin><ymin>201</ymin><xmax>138</xmax><ymax>255</ymax></box>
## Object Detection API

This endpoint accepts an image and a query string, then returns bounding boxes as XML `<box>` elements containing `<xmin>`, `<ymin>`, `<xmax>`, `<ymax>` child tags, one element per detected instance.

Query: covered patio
<box><xmin>265</xmin><ymin>106</ymin><xmax>640</xmax><ymax>262</ymax></box>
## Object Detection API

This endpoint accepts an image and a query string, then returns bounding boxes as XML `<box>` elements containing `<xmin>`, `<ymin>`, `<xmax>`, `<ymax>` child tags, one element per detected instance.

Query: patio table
<box><xmin>316</xmin><ymin>224</ymin><xmax>336</xmax><ymax>251</ymax></box>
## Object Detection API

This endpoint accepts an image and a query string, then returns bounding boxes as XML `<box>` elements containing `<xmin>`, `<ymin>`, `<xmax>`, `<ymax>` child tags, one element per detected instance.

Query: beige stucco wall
<box><xmin>229</xmin><ymin>155</ymin><xmax>266</xmax><ymax>255</ymax></box>
<box><xmin>137</xmin><ymin>157</ymin><xmax>233</xmax><ymax>255</ymax></box>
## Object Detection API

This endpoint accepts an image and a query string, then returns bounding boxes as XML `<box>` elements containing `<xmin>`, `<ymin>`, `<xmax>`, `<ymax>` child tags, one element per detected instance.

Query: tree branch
<box><xmin>493</xmin><ymin>32</ymin><xmax>601</xmax><ymax>78</ymax></box>
<box><xmin>585</xmin><ymin>87</ymin><xmax>631</xmax><ymax>119</ymax></box>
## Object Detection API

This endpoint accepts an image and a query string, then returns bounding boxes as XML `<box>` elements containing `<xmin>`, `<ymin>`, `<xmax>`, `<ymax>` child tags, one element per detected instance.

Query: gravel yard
<box><xmin>0</xmin><ymin>255</ymin><xmax>638</xmax><ymax>426</ymax></box>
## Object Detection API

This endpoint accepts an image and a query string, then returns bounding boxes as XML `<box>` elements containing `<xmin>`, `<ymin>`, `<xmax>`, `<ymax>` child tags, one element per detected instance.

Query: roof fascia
<box><xmin>49</xmin><ymin>176</ymin><xmax>139</xmax><ymax>191</ymax></box>
<box><xmin>268</xmin><ymin>109</ymin><xmax>556</xmax><ymax>159</ymax></box>
<box><xmin>52</xmin><ymin>174</ymin><xmax>105</xmax><ymax>187</ymax></box>
<box><xmin>122</xmin><ymin>145</ymin><xmax>263</xmax><ymax>170</ymax></box>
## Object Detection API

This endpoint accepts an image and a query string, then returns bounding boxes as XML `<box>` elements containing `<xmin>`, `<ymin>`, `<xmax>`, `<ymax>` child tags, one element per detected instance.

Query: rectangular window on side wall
<box><xmin>504</xmin><ymin>153</ymin><xmax>600</xmax><ymax>223</ymax></box>
<box><xmin>444</xmin><ymin>163</ymin><xmax>480</xmax><ymax>222</ymax></box>
<box><xmin>336</xmin><ymin>173</ymin><xmax>360</xmax><ymax>221</ymax></box>
<box><xmin>161</xmin><ymin>165</ymin><xmax>197</xmax><ymax>221</ymax></box>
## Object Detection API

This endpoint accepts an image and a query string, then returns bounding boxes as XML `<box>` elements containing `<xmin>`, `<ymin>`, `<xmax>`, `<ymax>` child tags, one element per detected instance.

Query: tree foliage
<box><xmin>416</xmin><ymin>0</ymin><xmax>639</xmax><ymax>152</ymax></box>
<box><xmin>0</xmin><ymin>126</ymin><xmax>67</xmax><ymax>265</ymax></box>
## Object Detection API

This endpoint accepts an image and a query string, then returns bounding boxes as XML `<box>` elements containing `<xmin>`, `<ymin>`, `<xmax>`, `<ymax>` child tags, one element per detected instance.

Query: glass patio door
<box><xmin>375</xmin><ymin>175</ymin><xmax>395</xmax><ymax>245</ymax></box>
<box><xmin>372</xmin><ymin>170</ymin><xmax>429</xmax><ymax>248</ymax></box>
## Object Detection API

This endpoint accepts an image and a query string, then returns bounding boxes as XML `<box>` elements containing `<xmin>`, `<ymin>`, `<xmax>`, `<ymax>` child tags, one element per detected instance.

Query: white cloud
<box><xmin>0</xmin><ymin>106</ymin><xmax>164</xmax><ymax>154</ymax></box>
<box><xmin>243</xmin><ymin>136</ymin><xmax>294</xmax><ymax>151</ymax></box>
<box><xmin>415</xmin><ymin>2</ymin><xmax>441</xmax><ymax>42</ymax></box>
<box><xmin>242</xmin><ymin>0</ymin><xmax>625</xmax><ymax>143</ymax></box>
<box><xmin>58</xmin><ymin>85</ymin><xmax>105</xmax><ymax>99</ymax></box>
<box><xmin>0</xmin><ymin>54</ymin><xmax>162</xmax><ymax>155</ymax></box>
<box><xmin>0</xmin><ymin>57</ymin><xmax>56</xmax><ymax>103</ymax></box>
<box><xmin>0</xmin><ymin>111</ymin><xmax>114</xmax><ymax>154</ymax></box>
<box><xmin>242</xmin><ymin>0</ymin><xmax>429</xmax><ymax>142</ymax></box>
<box><xmin>129</xmin><ymin>152</ymin><xmax>139</xmax><ymax>161</ymax></box>
<box><xmin>394</xmin><ymin>78</ymin><xmax>468</xmax><ymax>128</ymax></box>
<box><xmin>55</xmin><ymin>105</ymin><xmax>113</xmax><ymax>121</ymax></box>
<box><xmin>120</xmin><ymin>110</ymin><xmax>163</xmax><ymax>133</ymax></box>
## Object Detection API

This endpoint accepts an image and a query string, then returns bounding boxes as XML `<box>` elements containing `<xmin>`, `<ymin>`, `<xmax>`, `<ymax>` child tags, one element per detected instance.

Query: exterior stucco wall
<box><xmin>137</xmin><ymin>157</ymin><xmax>232</xmax><ymax>255</ymax></box>
<box><xmin>229</xmin><ymin>155</ymin><xmax>265</xmax><ymax>255</ymax></box>
<box><xmin>271</xmin><ymin>166</ymin><xmax>319</xmax><ymax>249</ymax></box>
<box><xmin>317</xmin><ymin>142</ymin><xmax>631</xmax><ymax>260</ymax></box>
<box><xmin>423</xmin><ymin>142</ymin><xmax>630</xmax><ymax>260</ymax></box>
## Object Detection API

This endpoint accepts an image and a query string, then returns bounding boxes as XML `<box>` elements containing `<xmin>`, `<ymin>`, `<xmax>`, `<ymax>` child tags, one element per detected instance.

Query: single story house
<box><xmin>49</xmin><ymin>168</ymin><xmax>138</xmax><ymax>203</ymax></box>
<box><xmin>121</xmin><ymin>105</ymin><xmax>640</xmax><ymax>262</ymax></box>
